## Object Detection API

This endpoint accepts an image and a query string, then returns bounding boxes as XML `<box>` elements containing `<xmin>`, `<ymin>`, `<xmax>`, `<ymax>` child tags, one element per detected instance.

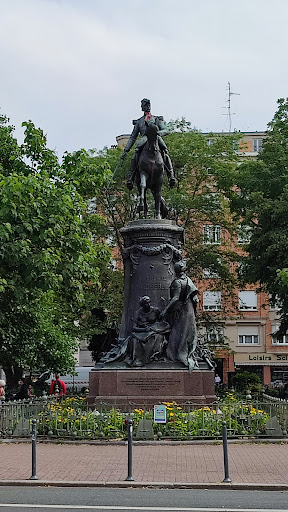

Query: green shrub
<box><xmin>232</xmin><ymin>371</ymin><xmax>261</xmax><ymax>392</ymax></box>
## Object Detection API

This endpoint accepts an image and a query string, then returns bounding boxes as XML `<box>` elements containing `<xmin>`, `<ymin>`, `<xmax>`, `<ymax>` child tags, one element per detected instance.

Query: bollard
<box><xmin>29</xmin><ymin>418</ymin><xmax>38</xmax><ymax>480</ymax></box>
<box><xmin>125</xmin><ymin>418</ymin><xmax>134</xmax><ymax>481</ymax></box>
<box><xmin>222</xmin><ymin>420</ymin><xmax>231</xmax><ymax>483</ymax></box>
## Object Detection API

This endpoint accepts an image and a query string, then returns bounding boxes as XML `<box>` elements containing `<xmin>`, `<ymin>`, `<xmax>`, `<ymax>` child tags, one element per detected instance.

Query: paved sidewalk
<box><xmin>0</xmin><ymin>441</ymin><xmax>288</xmax><ymax>488</ymax></box>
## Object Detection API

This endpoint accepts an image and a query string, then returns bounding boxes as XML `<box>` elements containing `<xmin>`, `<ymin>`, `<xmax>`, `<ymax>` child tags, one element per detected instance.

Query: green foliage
<box><xmin>232</xmin><ymin>371</ymin><xmax>261</xmax><ymax>392</ymax></box>
<box><xmin>22</xmin><ymin>120</ymin><xmax>59</xmax><ymax>174</ymax></box>
<box><xmin>277</xmin><ymin>268</ymin><xmax>288</xmax><ymax>287</ymax></box>
<box><xmin>0</xmin><ymin>291</ymin><xmax>79</xmax><ymax>377</ymax></box>
<box><xmin>165</xmin><ymin>129</ymin><xmax>241</xmax><ymax>299</ymax></box>
<box><xmin>167</xmin><ymin>117</ymin><xmax>192</xmax><ymax>133</ymax></box>
<box><xmin>0</xmin><ymin>113</ymin><xmax>111</xmax><ymax>385</ymax></box>
<box><xmin>0</xmin><ymin>113</ymin><xmax>26</xmax><ymax>176</ymax></box>
<box><xmin>231</xmin><ymin>98</ymin><xmax>288</xmax><ymax>334</ymax></box>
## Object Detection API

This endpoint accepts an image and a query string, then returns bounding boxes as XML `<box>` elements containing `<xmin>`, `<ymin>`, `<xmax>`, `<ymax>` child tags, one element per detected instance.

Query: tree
<box><xmin>0</xmin><ymin>113</ymin><xmax>111</xmax><ymax>386</ymax></box>
<box><xmin>232</xmin><ymin>370</ymin><xmax>261</xmax><ymax>392</ymax></box>
<box><xmin>230</xmin><ymin>98</ymin><xmax>288</xmax><ymax>336</ymax></box>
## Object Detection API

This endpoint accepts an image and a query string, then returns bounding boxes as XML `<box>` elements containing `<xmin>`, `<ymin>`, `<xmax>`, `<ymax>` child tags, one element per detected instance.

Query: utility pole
<box><xmin>222</xmin><ymin>82</ymin><xmax>240</xmax><ymax>132</ymax></box>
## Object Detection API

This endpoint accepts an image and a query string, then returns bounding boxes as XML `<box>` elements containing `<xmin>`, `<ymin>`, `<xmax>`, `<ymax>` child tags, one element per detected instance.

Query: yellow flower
<box><xmin>170</xmin><ymin>412</ymin><xmax>174</xmax><ymax>417</ymax></box>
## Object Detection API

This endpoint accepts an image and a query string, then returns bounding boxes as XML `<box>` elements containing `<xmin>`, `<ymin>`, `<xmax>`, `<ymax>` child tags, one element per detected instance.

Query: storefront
<box><xmin>234</xmin><ymin>353</ymin><xmax>288</xmax><ymax>385</ymax></box>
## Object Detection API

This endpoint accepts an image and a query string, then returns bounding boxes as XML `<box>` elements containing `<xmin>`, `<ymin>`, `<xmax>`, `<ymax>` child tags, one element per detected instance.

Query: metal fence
<box><xmin>1</xmin><ymin>395</ymin><xmax>287</xmax><ymax>440</ymax></box>
<box><xmin>0</xmin><ymin>397</ymin><xmax>47</xmax><ymax>437</ymax></box>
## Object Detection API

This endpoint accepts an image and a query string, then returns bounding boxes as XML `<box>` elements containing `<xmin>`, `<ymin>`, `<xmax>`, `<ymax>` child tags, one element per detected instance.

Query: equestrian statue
<box><xmin>121</xmin><ymin>98</ymin><xmax>176</xmax><ymax>218</ymax></box>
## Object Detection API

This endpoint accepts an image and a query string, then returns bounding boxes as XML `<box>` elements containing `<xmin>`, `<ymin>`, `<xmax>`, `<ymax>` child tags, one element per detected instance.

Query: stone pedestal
<box><xmin>119</xmin><ymin>219</ymin><xmax>184</xmax><ymax>339</ymax></box>
<box><xmin>87</xmin><ymin>365</ymin><xmax>215</xmax><ymax>406</ymax></box>
<box><xmin>87</xmin><ymin>218</ymin><xmax>216</xmax><ymax>406</ymax></box>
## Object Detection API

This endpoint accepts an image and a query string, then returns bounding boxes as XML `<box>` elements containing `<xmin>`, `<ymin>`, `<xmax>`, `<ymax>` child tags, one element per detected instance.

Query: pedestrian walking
<box><xmin>215</xmin><ymin>374</ymin><xmax>221</xmax><ymax>386</ymax></box>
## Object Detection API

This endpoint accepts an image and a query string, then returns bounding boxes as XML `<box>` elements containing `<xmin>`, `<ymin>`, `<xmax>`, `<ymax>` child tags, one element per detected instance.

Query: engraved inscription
<box><xmin>144</xmin><ymin>275</ymin><xmax>167</xmax><ymax>281</ymax></box>
<box><xmin>120</xmin><ymin>377</ymin><xmax>181</xmax><ymax>392</ymax></box>
<box><xmin>134</xmin><ymin>283</ymin><xmax>169</xmax><ymax>290</ymax></box>
<box><xmin>136</xmin><ymin>232</ymin><xmax>170</xmax><ymax>238</ymax></box>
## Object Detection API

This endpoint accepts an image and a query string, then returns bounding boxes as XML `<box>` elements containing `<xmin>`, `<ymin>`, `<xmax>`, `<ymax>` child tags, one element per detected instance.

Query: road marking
<box><xmin>0</xmin><ymin>506</ymin><xmax>287</xmax><ymax>511</ymax></box>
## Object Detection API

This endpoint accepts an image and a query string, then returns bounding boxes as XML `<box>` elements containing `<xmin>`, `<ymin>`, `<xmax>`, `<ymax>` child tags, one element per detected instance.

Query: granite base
<box><xmin>87</xmin><ymin>368</ymin><xmax>216</xmax><ymax>406</ymax></box>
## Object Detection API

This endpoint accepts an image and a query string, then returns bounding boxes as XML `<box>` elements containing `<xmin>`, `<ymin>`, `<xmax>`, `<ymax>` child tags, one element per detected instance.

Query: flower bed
<box><xmin>36</xmin><ymin>394</ymin><xmax>272</xmax><ymax>439</ymax></box>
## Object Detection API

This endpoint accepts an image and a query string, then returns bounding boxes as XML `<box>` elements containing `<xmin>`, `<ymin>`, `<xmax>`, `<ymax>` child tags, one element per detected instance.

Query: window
<box><xmin>111</xmin><ymin>258</ymin><xmax>117</xmax><ymax>271</ymax></box>
<box><xmin>253</xmin><ymin>139</ymin><xmax>263</xmax><ymax>152</ymax></box>
<box><xmin>203</xmin><ymin>225</ymin><xmax>221</xmax><ymax>245</ymax></box>
<box><xmin>87</xmin><ymin>197</ymin><xmax>97</xmax><ymax>214</ymax></box>
<box><xmin>237</xmin><ymin>260</ymin><xmax>246</xmax><ymax>277</ymax></box>
<box><xmin>205</xmin><ymin>326</ymin><xmax>224</xmax><ymax>344</ymax></box>
<box><xmin>239</xmin><ymin>290</ymin><xmax>257</xmax><ymax>311</ymax></box>
<box><xmin>272</xmin><ymin>334</ymin><xmax>288</xmax><ymax>345</ymax></box>
<box><xmin>272</xmin><ymin>325</ymin><xmax>288</xmax><ymax>345</ymax></box>
<box><xmin>203</xmin><ymin>291</ymin><xmax>222</xmax><ymax>311</ymax></box>
<box><xmin>269</xmin><ymin>295</ymin><xmax>282</xmax><ymax>311</ymax></box>
<box><xmin>106</xmin><ymin>228</ymin><xmax>115</xmax><ymax>247</ymax></box>
<box><xmin>203</xmin><ymin>268</ymin><xmax>220</xmax><ymax>278</ymax></box>
<box><xmin>237</xmin><ymin>225</ymin><xmax>252</xmax><ymax>244</ymax></box>
<box><xmin>238</xmin><ymin>325</ymin><xmax>259</xmax><ymax>345</ymax></box>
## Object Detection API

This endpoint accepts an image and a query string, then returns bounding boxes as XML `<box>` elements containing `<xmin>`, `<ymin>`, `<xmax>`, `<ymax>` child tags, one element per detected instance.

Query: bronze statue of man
<box><xmin>121</xmin><ymin>98</ymin><xmax>176</xmax><ymax>190</ymax></box>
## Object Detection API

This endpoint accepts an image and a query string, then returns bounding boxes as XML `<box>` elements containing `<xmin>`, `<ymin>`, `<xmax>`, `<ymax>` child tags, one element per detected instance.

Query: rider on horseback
<box><xmin>121</xmin><ymin>98</ymin><xmax>176</xmax><ymax>190</ymax></box>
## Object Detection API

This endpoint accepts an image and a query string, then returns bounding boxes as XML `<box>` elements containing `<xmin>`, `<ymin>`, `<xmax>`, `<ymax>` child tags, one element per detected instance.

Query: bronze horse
<box><xmin>136</xmin><ymin>123</ymin><xmax>168</xmax><ymax>219</ymax></box>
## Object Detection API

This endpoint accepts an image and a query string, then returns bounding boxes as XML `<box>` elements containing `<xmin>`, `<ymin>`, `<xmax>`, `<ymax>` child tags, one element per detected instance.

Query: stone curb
<box><xmin>0</xmin><ymin>480</ymin><xmax>288</xmax><ymax>491</ymax></box>
<box><xmin>1</xmin><ymin>437</ymin><xmax>288</xmax><ymax>445</ymax></box>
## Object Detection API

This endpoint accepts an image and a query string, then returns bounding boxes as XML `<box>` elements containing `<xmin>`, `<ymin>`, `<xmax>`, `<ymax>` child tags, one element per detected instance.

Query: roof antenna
<box><xmin>222</xmin><ymin>82</ymin><xmax>240</xmax><ymax>132</ymax></box>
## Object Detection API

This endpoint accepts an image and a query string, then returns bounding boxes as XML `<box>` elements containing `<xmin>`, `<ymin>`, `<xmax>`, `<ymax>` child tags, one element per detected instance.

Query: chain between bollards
<box><xmin>222</xmin><ymin>420</ymin><xmax>231</xmax><ymax>483</ymax></box>
<box><xmin>29</xmin><ymin>418</ymin><xmax>38</xmax><ymax>480</ymax></box>
<box><xmin>125</xmin><ymin>418</ymin><xmax>134</xmax><ymax>481</ymax></box>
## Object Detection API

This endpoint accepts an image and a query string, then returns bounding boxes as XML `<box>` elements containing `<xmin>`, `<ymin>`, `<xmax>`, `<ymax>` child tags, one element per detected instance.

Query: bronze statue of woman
<box><xmin>160</xmin><ymin>261</ymin><xmax>199</xmax><ymax>373</ymax></box>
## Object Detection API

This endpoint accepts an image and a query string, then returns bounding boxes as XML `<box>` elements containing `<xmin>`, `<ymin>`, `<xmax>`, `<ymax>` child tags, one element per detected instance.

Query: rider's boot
<box><xmin>126</xmin><ymin>161</ymin><xmax>135</xmax><ymax>190</ymax></box>
<box><xmin>163</xmin><ymin>152</ymin><xmax>176</xmax><ymax>188</ymax></box>
<box><xmin>126</xmin><ymin>152</ymin><xmax>138</xmax><ymax>190</ymax></box>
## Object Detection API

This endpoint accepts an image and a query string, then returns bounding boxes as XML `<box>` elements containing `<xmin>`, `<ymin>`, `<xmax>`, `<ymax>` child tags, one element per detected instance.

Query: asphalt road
<box><xmin>0</xmin><ymin>487</ymin><xmax>288</xmax><ymax>512</ymax></box>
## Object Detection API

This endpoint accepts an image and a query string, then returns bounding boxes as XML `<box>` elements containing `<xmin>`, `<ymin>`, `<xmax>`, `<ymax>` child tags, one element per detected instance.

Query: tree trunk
<box><xmin>2</xmin><ymin>365</ymin><xmax>22</xmax><ymax>390</ymax></box>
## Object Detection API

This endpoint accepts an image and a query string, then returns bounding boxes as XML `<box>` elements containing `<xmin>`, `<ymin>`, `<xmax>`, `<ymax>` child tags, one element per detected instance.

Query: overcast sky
<box><xmin>1</xmin><ymin>0</ymin><xmax>287</xmax><ymax>157</ymax></box>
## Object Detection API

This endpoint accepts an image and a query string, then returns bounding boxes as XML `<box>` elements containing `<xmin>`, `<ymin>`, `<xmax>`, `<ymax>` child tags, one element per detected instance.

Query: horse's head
<box><xmin>145</xmin><ymin>122</ymin><xmax>159</xmax><ymax>143</ymax></box>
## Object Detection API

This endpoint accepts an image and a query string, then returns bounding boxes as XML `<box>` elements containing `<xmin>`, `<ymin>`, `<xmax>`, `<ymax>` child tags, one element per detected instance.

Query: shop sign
<box><xmin>234</xmin><ymin>353</ymin><xmax>288</xmax><ymax>364</ymax></box>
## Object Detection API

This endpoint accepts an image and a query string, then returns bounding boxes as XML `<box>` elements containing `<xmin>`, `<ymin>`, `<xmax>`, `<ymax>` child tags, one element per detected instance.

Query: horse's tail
<box><xmin>160</xmin><ymin>196</ymin><xmax>169</xmax><ymax>218</ymax></box>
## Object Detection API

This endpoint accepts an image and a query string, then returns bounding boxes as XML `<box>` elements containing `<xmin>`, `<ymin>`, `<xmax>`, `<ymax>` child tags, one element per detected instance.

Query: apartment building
<box><xmin>198</xmin><ymin>220</ymin><xmax>288</xmax><ymax>386</ymax></box>
<box><xmin>201</xmin><ymin>131</ymin><xmax>287</xmax><ymax>386</ymax></box>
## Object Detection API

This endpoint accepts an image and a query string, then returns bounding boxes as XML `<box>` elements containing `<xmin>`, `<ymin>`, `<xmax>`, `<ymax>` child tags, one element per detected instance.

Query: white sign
<box><xmin>153</xmin><ymin>405</ymin><xmax>166</xmax><ymax>423</ymax></box>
